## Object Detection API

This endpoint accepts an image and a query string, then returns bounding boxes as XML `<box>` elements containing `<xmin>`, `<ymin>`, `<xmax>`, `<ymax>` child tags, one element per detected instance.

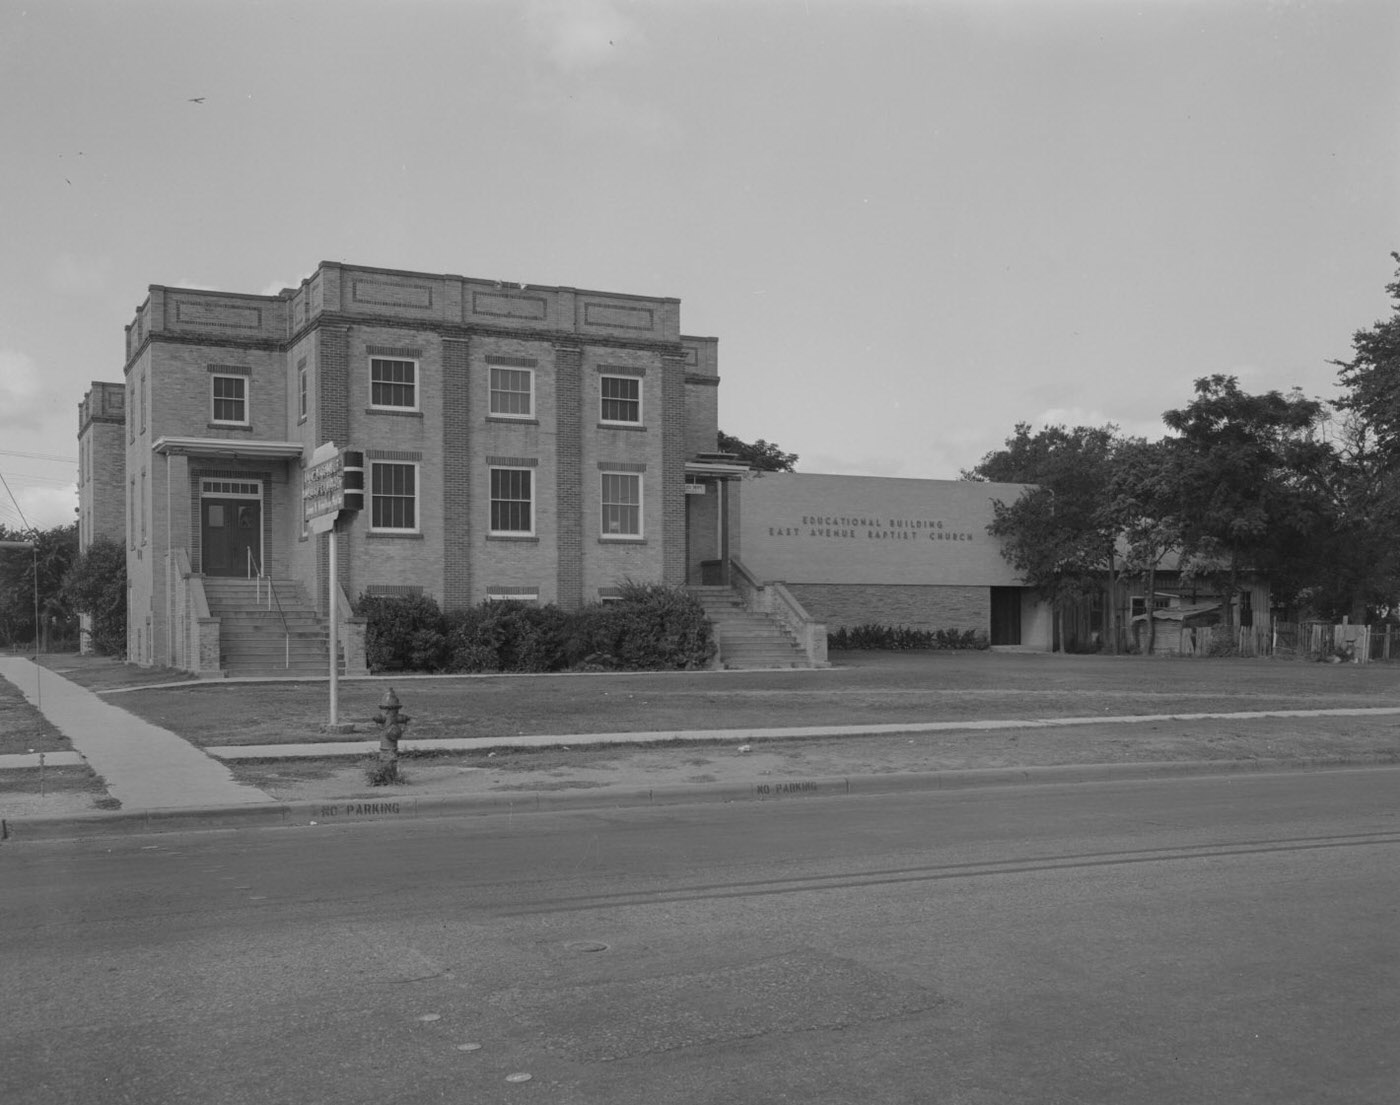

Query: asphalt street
<box><xmin>3</xmin><ymin>768</ymin><xmax>1398</xmax><ymax>1104</ymax></box>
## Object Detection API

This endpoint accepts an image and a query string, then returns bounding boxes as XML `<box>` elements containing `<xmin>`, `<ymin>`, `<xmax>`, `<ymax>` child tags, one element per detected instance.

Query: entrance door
<box><xmin>202</xmin><ymin>498</ymin><xmax>261</xmax><ymax>576</ymax></box>
<box><xmin>990</xmin><ymin>587</ymin><xmax>1022</xmax><ymax>646</ymax></box>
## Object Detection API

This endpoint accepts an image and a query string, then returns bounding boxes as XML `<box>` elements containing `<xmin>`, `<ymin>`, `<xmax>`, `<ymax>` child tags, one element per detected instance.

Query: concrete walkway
<box><xmin>202</xmin><ymin>703</ymin><xmax>1400</xmax><ymax>761</ymax></box>
<box><xmin>0</xmin><ymin>657</ymin><xmax>270</xmax><ymax>809</ymax></box>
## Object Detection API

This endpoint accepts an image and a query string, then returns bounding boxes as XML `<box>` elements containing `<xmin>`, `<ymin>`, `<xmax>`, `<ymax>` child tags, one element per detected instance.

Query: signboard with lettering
<box><xmin>737</xmin><ymin>472</ymin><xmax>1035</xmax><ymax>587</ymax></box>
<box><xmin>303</xmin><ymin>444</ymin><xmax>364</xmax><ymax>534</ymax></box>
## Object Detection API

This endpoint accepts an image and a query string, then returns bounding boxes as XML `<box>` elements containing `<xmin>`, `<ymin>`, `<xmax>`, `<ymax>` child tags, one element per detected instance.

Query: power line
<box><xmin>0</xmin><ymin>471</ymin><xmax>77</xmax><ymax>488</ymax></box>
<box><xmin>0</xmin><ymin>448</ymin><xmax>77</xmax><ymax>464</ymax></box>
<box><xmin>0</xmin><ymin>470</ymin><xmax>34</xmax><ymax>532</ymax></box>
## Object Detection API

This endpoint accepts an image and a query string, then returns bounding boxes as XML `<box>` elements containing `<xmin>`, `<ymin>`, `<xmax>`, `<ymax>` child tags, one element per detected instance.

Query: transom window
<box><xmin>490</xmin><ymin>468</ymin><xmax>534</xmax><ymax>535</ymax></box>
<box><xmin>489</xmin><ymin>367</ymin><xmax>534</xmax><ymax>418</ymax></box>
<box><xmin>201</xmin><ymin>480</ymin><xmax>261</xmax><ymax>498</ymax></box>
<box><xmin>370</xmin><ymin>357</ymin><xmax>417</xmax><ymax>409</ymax></box>
<box><xmin>371</xmin><ymin>462</ymin><xmax>418</xmax><ymax>531</ymax></box>
<box><xmin>600</xmin><ymin>375</ymin><xmax>641</xmax><ymax>424</ymax></box>
<box><xmin>600</xmin><ymin>472</ymin><xmax>641</xmax><ymax>537</ymax></box>
<box><xmin>211</xmin><ymin>376</ymin><xmax>247</xmax><ymax>424</ymax></box>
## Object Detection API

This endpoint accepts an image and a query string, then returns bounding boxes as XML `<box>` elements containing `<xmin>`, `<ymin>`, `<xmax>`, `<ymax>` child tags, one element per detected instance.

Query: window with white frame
<box><xmin>489</xmin><ymin>467</ymin><xmax>534</xmax><ymax>535</ymax></box>
<box><xmin>600</xmin><ymin>374</ymin><xmax>641</xmax><ymax>424</ymax></box>
<box><xmin>298</xmin><ymin>362</ymin><xmax>308</xmax><ymax>420</ymax></box>
<box><xmin>370</xmin><ymin>357</ymin><xmax>417</xmax><ymax>409</ymax></box>
<box><xmin>371</xmin><ymin>462</ymin><xmax>418</xmax><ymax>531</ymax></box>
<box><xmin>600</xmin><ymin>472</ymin><xmax>641</xmax><ymax>537</ymax></box>
<box><xmin>211</xmin><ymin>375</ymin><xmax>248</xmax><ymax>424</ymax></box>
<box><xmin>489</xmin><ymin>366</ymin><xmax>534</xmax><ymax>418</ymax></box>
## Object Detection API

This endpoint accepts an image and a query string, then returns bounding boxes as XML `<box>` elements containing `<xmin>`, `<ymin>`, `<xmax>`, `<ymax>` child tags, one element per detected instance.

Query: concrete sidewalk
<box><xmin>0</xmin><ymin>657</ymin><xmax>270</xmax><ymax>809</ymax></box>
<box><xmin>202</xmin><ymin>703</ymin><xmax>1400</xmax><ymax>761</ymax></box>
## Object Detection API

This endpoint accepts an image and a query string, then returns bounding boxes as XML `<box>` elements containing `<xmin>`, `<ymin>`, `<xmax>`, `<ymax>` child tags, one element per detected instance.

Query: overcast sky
<box><xmin>2</xmin><ymin>0</ymin><xmax>1397</xmax><ymax>531</ymax></box>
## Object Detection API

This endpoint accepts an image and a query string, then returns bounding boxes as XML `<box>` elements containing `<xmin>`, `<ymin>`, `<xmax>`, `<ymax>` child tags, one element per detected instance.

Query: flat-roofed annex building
<box><xmin>110</xmin><ymin>261</ymin><xmax>737</xmax><ymax>673</ymax></box>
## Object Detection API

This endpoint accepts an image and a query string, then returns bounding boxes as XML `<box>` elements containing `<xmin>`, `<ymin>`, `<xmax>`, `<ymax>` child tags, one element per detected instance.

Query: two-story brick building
<box><xmin>97</xmin><ymin>261</ymin><xmax>744</xmax><ymax>675</ymax></box>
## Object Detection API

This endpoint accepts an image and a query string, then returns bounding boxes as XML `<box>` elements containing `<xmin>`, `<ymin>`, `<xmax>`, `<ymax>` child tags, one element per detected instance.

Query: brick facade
<box><xmin>107</xmin><ymin>261</ymin><xmax>726</xmax><ymax>667</ymax></box>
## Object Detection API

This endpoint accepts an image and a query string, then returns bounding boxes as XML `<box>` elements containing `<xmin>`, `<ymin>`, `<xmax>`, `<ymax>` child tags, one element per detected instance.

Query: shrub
<box><xmin>353</xmin><ymin>594</ymin><xmax>446</xmax><ymax>673</ymax></box>
<box><xmin>601</xmin><ymin>581</ymin><xmax>716</xmax><ymax>670</ymax></box>
<box><xmin>357</xmin><ymin>584</ymin><xmax>714</xmax><ymax>673</ymax></box>
<box><xmin>829</xmin><ymin>623</ymin><xmax>987</xmax><ymax>651</ymax></box>
<box><xmin>442</xmin><ymin>601</ymin><xmax>569</xmax><ymax>673</ymax></box>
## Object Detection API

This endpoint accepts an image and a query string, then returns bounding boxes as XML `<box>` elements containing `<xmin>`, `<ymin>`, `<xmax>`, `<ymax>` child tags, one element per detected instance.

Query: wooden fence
<box><xmin>1141</xmin><ymin>622</ymin><xmax>1394</xmax><ymax>661</ymax></box>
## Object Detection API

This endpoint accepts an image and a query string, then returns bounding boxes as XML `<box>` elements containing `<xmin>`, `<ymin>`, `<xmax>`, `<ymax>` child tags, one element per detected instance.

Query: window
<box><xmin>298</xmin><ymin>363</ymin><xmax>308</xmax><ymax>420</ymax></box>
<box><xmin>489</xmin><ymin>468</ymin><xmax>534</xmax><ymax>535</ymax></box>
<box><xmin>600</xmin><ymin>375</ymin><xmax>641</xmax><ymax>424</ymax></box>
<box><xmin>489</xmin><ymin>366</ymin><xmax>533</xmax><ymax>418</ymax></box>
<box><xmin>127</xmin><ymin>380</ymin><xmax>134</xmax><ymax>442</ymax></box>
<box><xmin>370</xmin><ymin>357</ymin><xmax>417</xmax><ymax>409</ymax></box>
<box><xmin>600</xmin><ymin>472</ymin><xmax>641</xmax><ymax>537</ymax></box>
<box><xmin>371</xmin><ymin>462</ymin><xmax>417</xmax><ymax>531</ymax></box>
<box><xmin>211</xmin><ymin>376</ymin><xmax>248</xmax><ymax>424</ymax></box>
<box><xmin>139</xmin><ymin>373</ymin><xmax>146</xmax><ymax>434</ymax></box>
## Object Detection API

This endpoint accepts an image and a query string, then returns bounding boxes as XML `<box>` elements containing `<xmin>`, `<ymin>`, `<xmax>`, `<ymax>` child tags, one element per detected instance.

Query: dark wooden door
<box><xmin>990</xmin><ymin>587</ymin><xmax>1022</xmax><ymax>646</ymax></box>
<box><xmin>202</xmin><ymin>498</ymin><xmax>261</xmax><ymax>576</ymax></box>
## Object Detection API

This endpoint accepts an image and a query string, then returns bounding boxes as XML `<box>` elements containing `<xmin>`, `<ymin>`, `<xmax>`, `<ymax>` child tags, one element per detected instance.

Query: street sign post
<box><xmin>302</xmin><ymin>445</ymin><xmax>363</xmax><ymax>726</ymax></box>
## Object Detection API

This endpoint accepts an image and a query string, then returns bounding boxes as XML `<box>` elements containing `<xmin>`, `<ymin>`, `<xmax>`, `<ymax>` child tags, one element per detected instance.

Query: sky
<box><xmin>2</xmin><ymin>0</ymin><xmax>1397</xmax><ymax>531</ymax></box>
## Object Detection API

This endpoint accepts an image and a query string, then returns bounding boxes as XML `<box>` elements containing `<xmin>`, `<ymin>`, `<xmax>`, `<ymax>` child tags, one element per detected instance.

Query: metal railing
<box><xmin>246</xmin><ymin>549</ymin><xmax>291</xmax><ymax>668</ymax></box>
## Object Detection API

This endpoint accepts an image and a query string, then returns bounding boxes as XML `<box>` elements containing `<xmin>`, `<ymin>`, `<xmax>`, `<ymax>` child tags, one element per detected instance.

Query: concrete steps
<box><xmin>688</xmin><ymin>586</ymin><xmax>812</xmax><ymax>669</ymax></box>
<box><xmin>203</xmin><ymin>577</ymin><xmax>334</xmax><ymax>677</ymax></box>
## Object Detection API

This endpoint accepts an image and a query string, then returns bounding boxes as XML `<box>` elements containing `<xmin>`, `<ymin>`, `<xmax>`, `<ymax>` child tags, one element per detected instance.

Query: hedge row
<box><xmin>828</xmin><ymin>624</ymin><xmax>988</xmax><ymax>651</ymax></box>
<box><xmin>353</xmin><ymin>582</ymin><xmax>716</xmax><ymax>674</ymax></box>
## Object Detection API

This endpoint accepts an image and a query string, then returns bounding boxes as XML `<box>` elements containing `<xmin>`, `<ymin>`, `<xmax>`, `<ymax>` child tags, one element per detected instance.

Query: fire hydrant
<box><xmin>372</xmin><ymin>687</ymin><xmax>411</xmax><ymax>783</ymax></box>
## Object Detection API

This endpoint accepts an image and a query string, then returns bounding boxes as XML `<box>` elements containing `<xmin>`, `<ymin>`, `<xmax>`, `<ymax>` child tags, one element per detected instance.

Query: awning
<box><xmin>152</xmin><ymin>436</ymin><xmax>306</xmax><ymax>460</ymax></box>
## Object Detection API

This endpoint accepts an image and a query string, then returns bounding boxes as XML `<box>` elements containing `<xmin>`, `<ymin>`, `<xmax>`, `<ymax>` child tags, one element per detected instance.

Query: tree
<box><xmin>966</xmin><ymin>423</ymin><xmax>1123</xmax><ymax>651</ymax></box>
<box><xmin>717</xmin><ymin>431</ymin><xmax>797</xmax><ymax>473</ymax></box>
<box><xmin>1333</xmin><ymin>253</ymin><xmax>1400</xmax><ymax>462</ymax></box>
<box><xmin>0</xmin><ymin>523</ymin><xmax>79</xmax><ymax>649</ymax></box>
<box><xmin>1104</xmin><ymin>438</ymin><xmax>1180</xmax><ymax>654</ymax></box>
<box><xmin>1157</xmin><ymin>376</ymin><xmax>1332</xmax><ymax>630</ymax></box>
<box><xmin>1323</xmin><ymin>253</ymin><xmax>1400</xmax><ymax>620</ymax></box>
<box><xmin>62</xmin><ymin>535</ymin><xmax>129</xmax><ymax>656</ymax></box>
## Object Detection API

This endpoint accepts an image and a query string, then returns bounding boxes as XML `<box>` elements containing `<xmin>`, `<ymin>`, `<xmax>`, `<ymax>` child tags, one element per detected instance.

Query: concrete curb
<box><xmin>4</xmin><ymin>754</ymin><xmax>1398</xmax><ymax>842</ymax></box>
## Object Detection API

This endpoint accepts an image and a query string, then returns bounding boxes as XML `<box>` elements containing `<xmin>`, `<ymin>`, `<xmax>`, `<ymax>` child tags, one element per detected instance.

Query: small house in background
<box><xmin>1059</xmin><ymin>548</ymin><xmax>1272</xmax><ymax>655</ymax></box>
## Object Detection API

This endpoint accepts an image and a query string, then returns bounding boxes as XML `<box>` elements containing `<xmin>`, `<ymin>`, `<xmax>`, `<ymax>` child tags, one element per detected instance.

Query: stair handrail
<box><xmin>246</xmin><ymin>549</ymin><xmax>292</xmax><ymax>668</ymax></box>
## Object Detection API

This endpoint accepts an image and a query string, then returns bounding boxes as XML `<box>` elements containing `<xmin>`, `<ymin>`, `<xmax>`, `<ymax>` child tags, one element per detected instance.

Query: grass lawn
<box><xmin>0</xmin><ymin>675</ymin><xmax>75</xmax><ymax>756</ymax></box>
<box><xmin>33</xmin><ymin>649</ymin><xmax>1400</xmax><ymax>749</ymax></box>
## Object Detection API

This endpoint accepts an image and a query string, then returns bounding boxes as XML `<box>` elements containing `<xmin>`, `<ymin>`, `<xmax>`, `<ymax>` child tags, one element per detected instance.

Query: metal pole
<box><xmin>32</xmin><ymin>542</ymin><xmax>40</xmax><ymax>709</ymax></box>
<box><xmin>328</xmin><ymin>519</ymin><xmax>339</xmax><ymax>727</ymax></box>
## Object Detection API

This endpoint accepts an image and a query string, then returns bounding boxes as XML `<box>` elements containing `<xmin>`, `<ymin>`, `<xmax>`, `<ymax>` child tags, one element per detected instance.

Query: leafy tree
<box><xmin>0</xmin><ymin>523</ymin><xmax>78</xmax><ymax>649</ymax></box>
<box><xmin>1157</xmin><ymin>376</ymin><xmax>1332</xmax><ymax>629</ymax></box>
<box><xmin>1333</xmin><ymin>253</ymin><xmax>1400</xmax><ymax>462</ymax></box>
<box><xmin>1322</xmin><ymin>254</ymin><xmax>1400</xmax><ymax>620</ymax></box>
<box><xmin>717</xmin><ymin>431</ymin><xmax>797</xmax><ymax>472</ymax></box>
<box><xmin>965</xmin><ymin>423</ymin><xmax>1123</xmax><ymax>650</ymax></box>
<box><xmin>62</xmin><ymin>536</ymin><xmax>129</xmax><ymax>655</ymax></box>
<box><xmin>1103</xmin><ymin>438</ymin><xmax>1181</xmax><ymax>654</ymax></box>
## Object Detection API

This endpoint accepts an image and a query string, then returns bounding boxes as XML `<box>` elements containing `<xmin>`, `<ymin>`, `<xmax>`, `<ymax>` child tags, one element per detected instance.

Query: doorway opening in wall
<box><xmin>200</xmin><ymin>479</ymin><xmax>263</xmax><ymax>576</ymax></box>
<box><xmin>990</xmin><ymin>587</ymin><xmax>1022</xmax><ymax>646</ymax></box>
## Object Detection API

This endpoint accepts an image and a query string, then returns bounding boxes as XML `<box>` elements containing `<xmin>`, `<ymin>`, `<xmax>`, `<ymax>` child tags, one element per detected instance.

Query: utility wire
<box><xmin>0</xmin><ymin>448</ymin><xmax>76</xmax><ymax>464</ymax></box>
<box><xmin>0</xmin><ymin>470</ymin><xmax>77</xmax><ymax>487</ymax></box>
<box><xmin>0</xmin><ymin>469</ymin><xmax>35</xmax><ymax>533</ymax></box>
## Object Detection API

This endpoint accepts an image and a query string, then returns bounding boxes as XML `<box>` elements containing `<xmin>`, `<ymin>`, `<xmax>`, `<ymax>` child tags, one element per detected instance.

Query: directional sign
<box><xmin>303</xmin><ymin>444</ymin><xmax>364</xmax><ymax>534</ymax></box>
